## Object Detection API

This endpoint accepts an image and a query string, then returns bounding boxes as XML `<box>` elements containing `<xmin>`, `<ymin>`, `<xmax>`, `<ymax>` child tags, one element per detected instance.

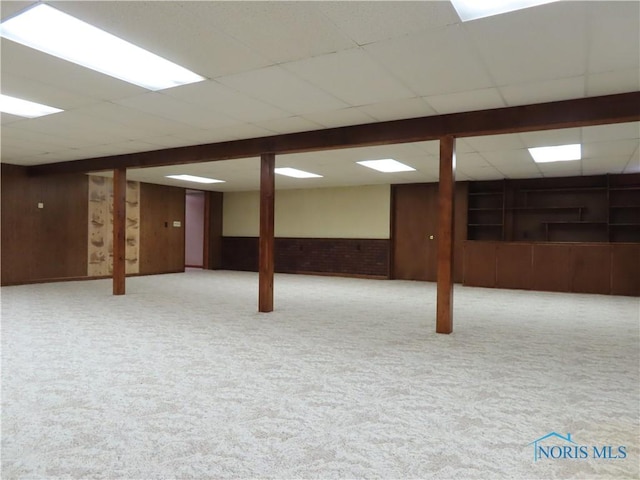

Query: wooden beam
<box><xmin>29</xmin><ymin>92</ymin><xmax>640</xmax><ymax>176</ymax></box>
<box><xmin>112</xmin><ymin>167</ymin><xmax>126</xmax><ymax>295</ymax></box>
<box><xmin>436</xmin><ymin>136</ymin><xmax>455</xmax><ymax>334</ymax></box>
<box><xmin>259</xmin><ymin>153</ymin><xmax>275</xmax><ymax>312</ymax></box>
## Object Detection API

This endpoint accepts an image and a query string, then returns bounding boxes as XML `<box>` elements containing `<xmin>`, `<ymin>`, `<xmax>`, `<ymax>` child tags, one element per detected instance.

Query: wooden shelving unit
<box><xmin>467</xmin><ymin>173</ymin><xmax>640</xmax><ymax>243</ymax></box>
<box><xmin>467</xmin><ymin>181</ymin><xmax>505</xmax><ymax>241</ymax></box>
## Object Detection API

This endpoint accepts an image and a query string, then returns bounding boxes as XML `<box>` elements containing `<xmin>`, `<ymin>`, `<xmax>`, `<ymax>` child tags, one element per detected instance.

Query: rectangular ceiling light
<box><xmin>166</xmin><ymin>175</ymin><xmax>225</xmax><ymax>184</ymax></box>
<box><xmin>0</xmin><ymin>94</ymin><xmax>63</xmax><ymax>118</ymax></box>
<box><xmin>450</xmin><ymin>0</ymin><xmax>558</xmax><ymax>22</ymax></box>
<box><xmin>357</xmin><ymin>159</ymin><xmax>416</xmax><ymax>173</ymax></box>
<box><xmin>528</xmin><ymin>144</ymin><xmax>581</xmax><ymax>163</ymax></box>
<box><xmin>275</xmin><ymin>168</ymin><xmax>323</xmax><ymax>178</ymax></box>
<box><xmin>0</xmin><ymin>4</ymin><xmax>205</xmax><ymax>91</ymax></box>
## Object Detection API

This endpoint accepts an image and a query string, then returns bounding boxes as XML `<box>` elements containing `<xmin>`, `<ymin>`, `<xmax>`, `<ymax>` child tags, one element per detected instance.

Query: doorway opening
<box><xmin>185</xmin><ymin>190</ymin><xmax>205</xmax><ymax>268</ymax></box>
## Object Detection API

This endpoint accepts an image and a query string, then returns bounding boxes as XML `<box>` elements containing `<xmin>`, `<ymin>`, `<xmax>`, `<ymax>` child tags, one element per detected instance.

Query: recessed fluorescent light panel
<box><xmin>0</xmin><ymin>94</ymin><xmax>63</xmax><ymax>118</ymax></box>
<box><xmin>275</xmin><ymin>168</ymin><xmax>322</xmax><ymax>178</ymax></box>
<box><xmin>357</xmin><ymin>159</ymin><xmax>416</xmax><ymax>173</ymax></box>
<box><xmin>166</xmin><ymin>175</ymin><xmax>225</xmax><ymax>184</ymax></box>
<box><xmin>528</xmin><ymin>144</ymin><xmax>581</xmax><ymax>163</ymax></box>
<box><xmin>450</xmin><ymin>0</ymin><xmax>558</xmax><ymax>22</ymax></box>
<box><xmin>0</xmin><ymin>4</ymin><xmax>205</xmax><ymax>91</ymax></box>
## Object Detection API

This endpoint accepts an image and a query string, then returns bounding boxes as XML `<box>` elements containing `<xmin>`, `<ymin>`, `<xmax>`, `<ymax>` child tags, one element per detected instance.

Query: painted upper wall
<box><xmin>223</xmin><ymin>185</ymin><xmax>390</xmax><ymax>239</ymax></box>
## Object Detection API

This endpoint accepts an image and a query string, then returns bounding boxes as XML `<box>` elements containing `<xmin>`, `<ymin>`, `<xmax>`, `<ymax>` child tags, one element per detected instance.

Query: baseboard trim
<box><xmin>1</xmin><ymin>269</ymin><xmax>186</xmax><ymax>287</ymax></box>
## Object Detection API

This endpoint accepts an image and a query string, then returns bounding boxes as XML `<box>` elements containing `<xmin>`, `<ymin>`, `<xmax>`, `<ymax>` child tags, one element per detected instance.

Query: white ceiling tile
<box><xmin>54</xmin><ymin>1</ymin><xmax>270</xmax><ymax>78</ymax></box>
<box><xmin>409</xmin><ymin>141</ymin><xmax>441</xmax><ymax>156</ymax></box>
<box><xmin>364</xmin><ymin>25</ymin><xmax>494</xmax><ymax>96</ymax></box>
<box><xmin>283</xmin><ymin>48</ymin><xmax>416</xmax><ymax>107</ymax></box>
<box><xmin>357</xmin><ymin>98</ymin><xmax>436</xmax><ymax>122</ymax></box>
<box><xmin>582</xmin><ymin>140</ymin><xmax>639</xmax><ymax>159</ymax></box>
<box><xmin>0</xmin><ymin>112</ymin><xmax>23</xmax><ymax>125</ymax></box>
<box><xmin>581</xmin><ymin>156</ymin><xmax>629</xmax><ymax>175</ymax></box>
<box><xmin>455</xmin><ymin>139</ymin><xmax>477</xmax><ymax>154</ymax></box>
<box><xmin>253</xmin><ymin>116</ymin><xmax>323</xmax><ymax>135</ymax></box>
<box><xmin>519</xmin><ymin>128</ymin><xmax>582</xmax><ymax>148</ymax></box>
<box><xmin>1</xmin><ymin>1</ymin><xmax>37</xmax><ymax>19</ymax></box>
<box><xmin>500</xmin><ymin>77</ymin><xmax>585</xmax><ymax>107</ymax></box>
<box><xmin>0</xmin><ymin>1</ymin><xmax>636</xmax><ymax>186</ymax></box>
<box><xmin>204</xmin><ymin>124</ymin><xmax>276</xmax><ymax>143</ymax></box>
<box><xmin>196</xmin><ymin>2</ymin><xmax>356</xmax><ymax>64</ymax></box>
<box><xmin>586</xmin><ymin>69</ymin><xmax>640</xmax><ymax>97</ymax></box>
<box><xmin>1</xmin><ymin>41</ymin><xmax>146</xmax><ymax>101</ymax></box>
<box><xmin>457</xmin><ymin>152</ymin><xmax>492</xmax><ymax>168</ymax></box>
<box><xmin>302</xmin><ymin>108</ymin><xmax>376</xmax><ymax>129</ymax></box>
<box><xmin>217</xmin><ymin>66</ymin><xmax>348</xmax><ymax>115</ymax></box>
<box><xmin>6</xmin><ymin>112</ymin><xmax>132</xmax><ymax>146</ymax></box>
<box><xmin>480</xmin><ymin>149</ymin><xmax>535</xmax><ymax>168</ymax></box>
<box><xmin>74</xmin><ymin>103</ymin><xmax>198</xmax><ymax>137</ymax></box>
<box><xmin>464</xmin><ymin>2</ymin><xmax>588</xmax><ymax>85</ymax></box>
<box><xmin>587</xmin><ymin>1</ymin><xmax>640</xmax><ymax>74</ymax></box>
<box><xmin>1</xmin><ymin>72</ymin><xmax>99</xmax><ymax>110</ymax></box>
<box><xmin>317</xmin><ymin>1</ymin><xmax>459</xmax><ymax>45</ymax></box>
<box><xmin>582</xmin><ymin>122</ymin><xmax>640</xmax><ymax>144</ymax></box>
<box><xmin>624</xmin><ymin>148</ymin><xmax>639</xmax><ymax>173</ymax></box>
<box><xmin>538</xmin><ymin>161</ymin><xmax>582</xmax><ymax>177</ymax></box>
<box><xmin>113</xmin><ymin>93</ymin><xmax>241</xmax><ymax>130</ymax></box>
<box><xmin>163</xmin><ymin>80</ymin><xmax>291</xmax><ymax>123</ymax></box>
<box><xmin>464</xmin><ymin>133</ymin><xmax>525</xmax><ymax>152</ymax></box>
<box><xmin>1</xmin><ymin>125</ymin><xmax>84</xmax><ymax>149</ymax></box>
<box><xmin>424</xmin><ymin>88</ymin><xmax>505</xmax><ymax>115</ymax></box>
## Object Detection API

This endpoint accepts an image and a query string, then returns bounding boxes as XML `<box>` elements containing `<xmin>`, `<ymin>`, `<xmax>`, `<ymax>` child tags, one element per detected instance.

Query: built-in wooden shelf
<box><xmin>467</xmin><ymin>173</ymin><xmax>640</xmax><ymax>243</ymax></box>
<box><xmin>523</xmin><ymin>186</ymin><xmax>607</xmax><ymax>193</ymax></box>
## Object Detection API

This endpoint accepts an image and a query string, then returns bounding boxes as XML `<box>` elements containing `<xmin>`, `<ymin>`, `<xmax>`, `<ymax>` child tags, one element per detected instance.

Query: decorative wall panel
<box><xmin>87</xmin><ymin>176</ymin><xmax>139</xmax><ymax>276</ymax></box>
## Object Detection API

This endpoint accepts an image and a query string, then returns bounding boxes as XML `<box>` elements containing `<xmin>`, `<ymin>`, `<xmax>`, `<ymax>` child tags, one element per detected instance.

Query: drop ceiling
<box><xmin>1</xmin><ymin>1</ymin><xmax>638</xmax><ymax>191</ymax></box>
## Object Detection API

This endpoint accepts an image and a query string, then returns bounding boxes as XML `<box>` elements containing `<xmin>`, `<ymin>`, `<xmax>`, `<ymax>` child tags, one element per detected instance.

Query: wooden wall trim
<box><xmin>29</xmin><ymin>92</ymin><xmax>640</xmax><ymax>176</ymax></box>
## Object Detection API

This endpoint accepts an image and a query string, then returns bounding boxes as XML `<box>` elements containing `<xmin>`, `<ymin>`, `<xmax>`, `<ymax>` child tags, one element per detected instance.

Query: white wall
<box><xmin>223</xmin><ymin>185</ymin><xmax>390</xmax><ymax>239</ymax></box>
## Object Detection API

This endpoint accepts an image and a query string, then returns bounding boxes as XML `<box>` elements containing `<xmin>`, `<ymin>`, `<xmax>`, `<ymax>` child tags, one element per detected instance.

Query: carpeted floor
<box><xmin>1</xmin><ymin>270</ymin><xmax>638</xmax><ymax>479</ymax></box>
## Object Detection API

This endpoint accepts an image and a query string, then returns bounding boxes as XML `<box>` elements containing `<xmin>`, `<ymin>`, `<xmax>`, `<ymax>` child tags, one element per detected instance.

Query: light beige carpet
<box><xmin>1</xmin><ymin>270</ymin><xmax>638</xmax><ymax>479</ymax></box>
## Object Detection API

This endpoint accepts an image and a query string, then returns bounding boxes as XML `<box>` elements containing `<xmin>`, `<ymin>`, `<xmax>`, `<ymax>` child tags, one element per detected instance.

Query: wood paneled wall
<box><xmin>139</xmin><ymin>183</ymin><xmax>186</xmax><ymax>275</ymax></box>
<box><xmin>464</xmin><ymin>241</ymin><xmax>640</xmax><ymax>296</ymax></box>
<box><xmin>391</xmin><ymin>182</ymin><xmax>468</xmax><ymax>282</ymax></box>
<box><xmin>1</xmin><ymin>164</ymin><xmax>88</xmax><ymax>285</ymax></box>
<box><xmin>1</xmin><ymin>165</ymin><xmax>187</xmax><ymax>285</ymax></box>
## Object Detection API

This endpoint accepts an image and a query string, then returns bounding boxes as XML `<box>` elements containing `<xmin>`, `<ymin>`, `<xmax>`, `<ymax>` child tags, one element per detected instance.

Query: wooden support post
<box><xmin>259</xmin><ymin>153</ymin><xmax>275</xmax><ymax>312</ymax></box>
<box><xmin>436</xmin><ymin>136</ymin><xmax>456</xmax><ymax>333</ymax></box>
<box><xmin>113</xmin><ymin>167</ymin><xmax>127</xmax><ymax>295</ymax></box>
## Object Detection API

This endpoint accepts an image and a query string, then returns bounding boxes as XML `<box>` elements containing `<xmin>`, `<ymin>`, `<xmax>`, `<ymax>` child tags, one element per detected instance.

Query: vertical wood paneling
<box><xmin>611</xmin><ymin>244</ymin><xmax>640</xmax><ymax>296</ymax></box>
<box><xmin>454</xmin><ymin>182</ymin><xmax>468</xmax><ymax>283</ymax></box>
<box><xmin>392</xmin><ymin>183</ymin><xmax>438</xmax><ymax>280</ymax></box>
<box><xmin>496</xmin><ymin>243</ymin><xmax>533</xmax><ymax>290</ymax></box>
<box><xmin>1</xmin><ymin>164</ymin><xmax>88</xmax><ymax>285</ymax></box>
<box><xmin>437</xmin><ymin>136</ymin><xmax>455</xmax><ymax>334</ymax></box>
<box><xmin>531</xmin><ymin>244</ymin><xmax>572</xmax><ymax>292</ymax></box>
<box><xmin>139</xmin><ymin>183</ymin><xmax>185</xmax><ymax>275</ymax></box>
<box><xmin>259</xmin><ymin>153</ymin><xmax>275</xmax><ymax>312</ymax></box>
<box><xmin>570</xmin><ymin>244</ymin><xmax>611</xmax><ymax>294</ymax></box>
<box><xmin>463</xmin><ymin>242</ymin><xmax>497</xmax><ymax>287</ymax></box>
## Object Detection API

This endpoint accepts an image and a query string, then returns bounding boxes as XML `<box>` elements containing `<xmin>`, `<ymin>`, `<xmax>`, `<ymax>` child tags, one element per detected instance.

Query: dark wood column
<box><xmin>259</xmin><ymin>153</ymin><xmax>275</xmax><ymax>312</ymax></box>
<box><xmin>436</xmin><ymin>136</ymin><xmax>456</xmax><ymax>333</ymax></box>
<box><xmin>113</xmin><ymin>167</ymin><xmax>126</xmax><ymax>295</ymax></box>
